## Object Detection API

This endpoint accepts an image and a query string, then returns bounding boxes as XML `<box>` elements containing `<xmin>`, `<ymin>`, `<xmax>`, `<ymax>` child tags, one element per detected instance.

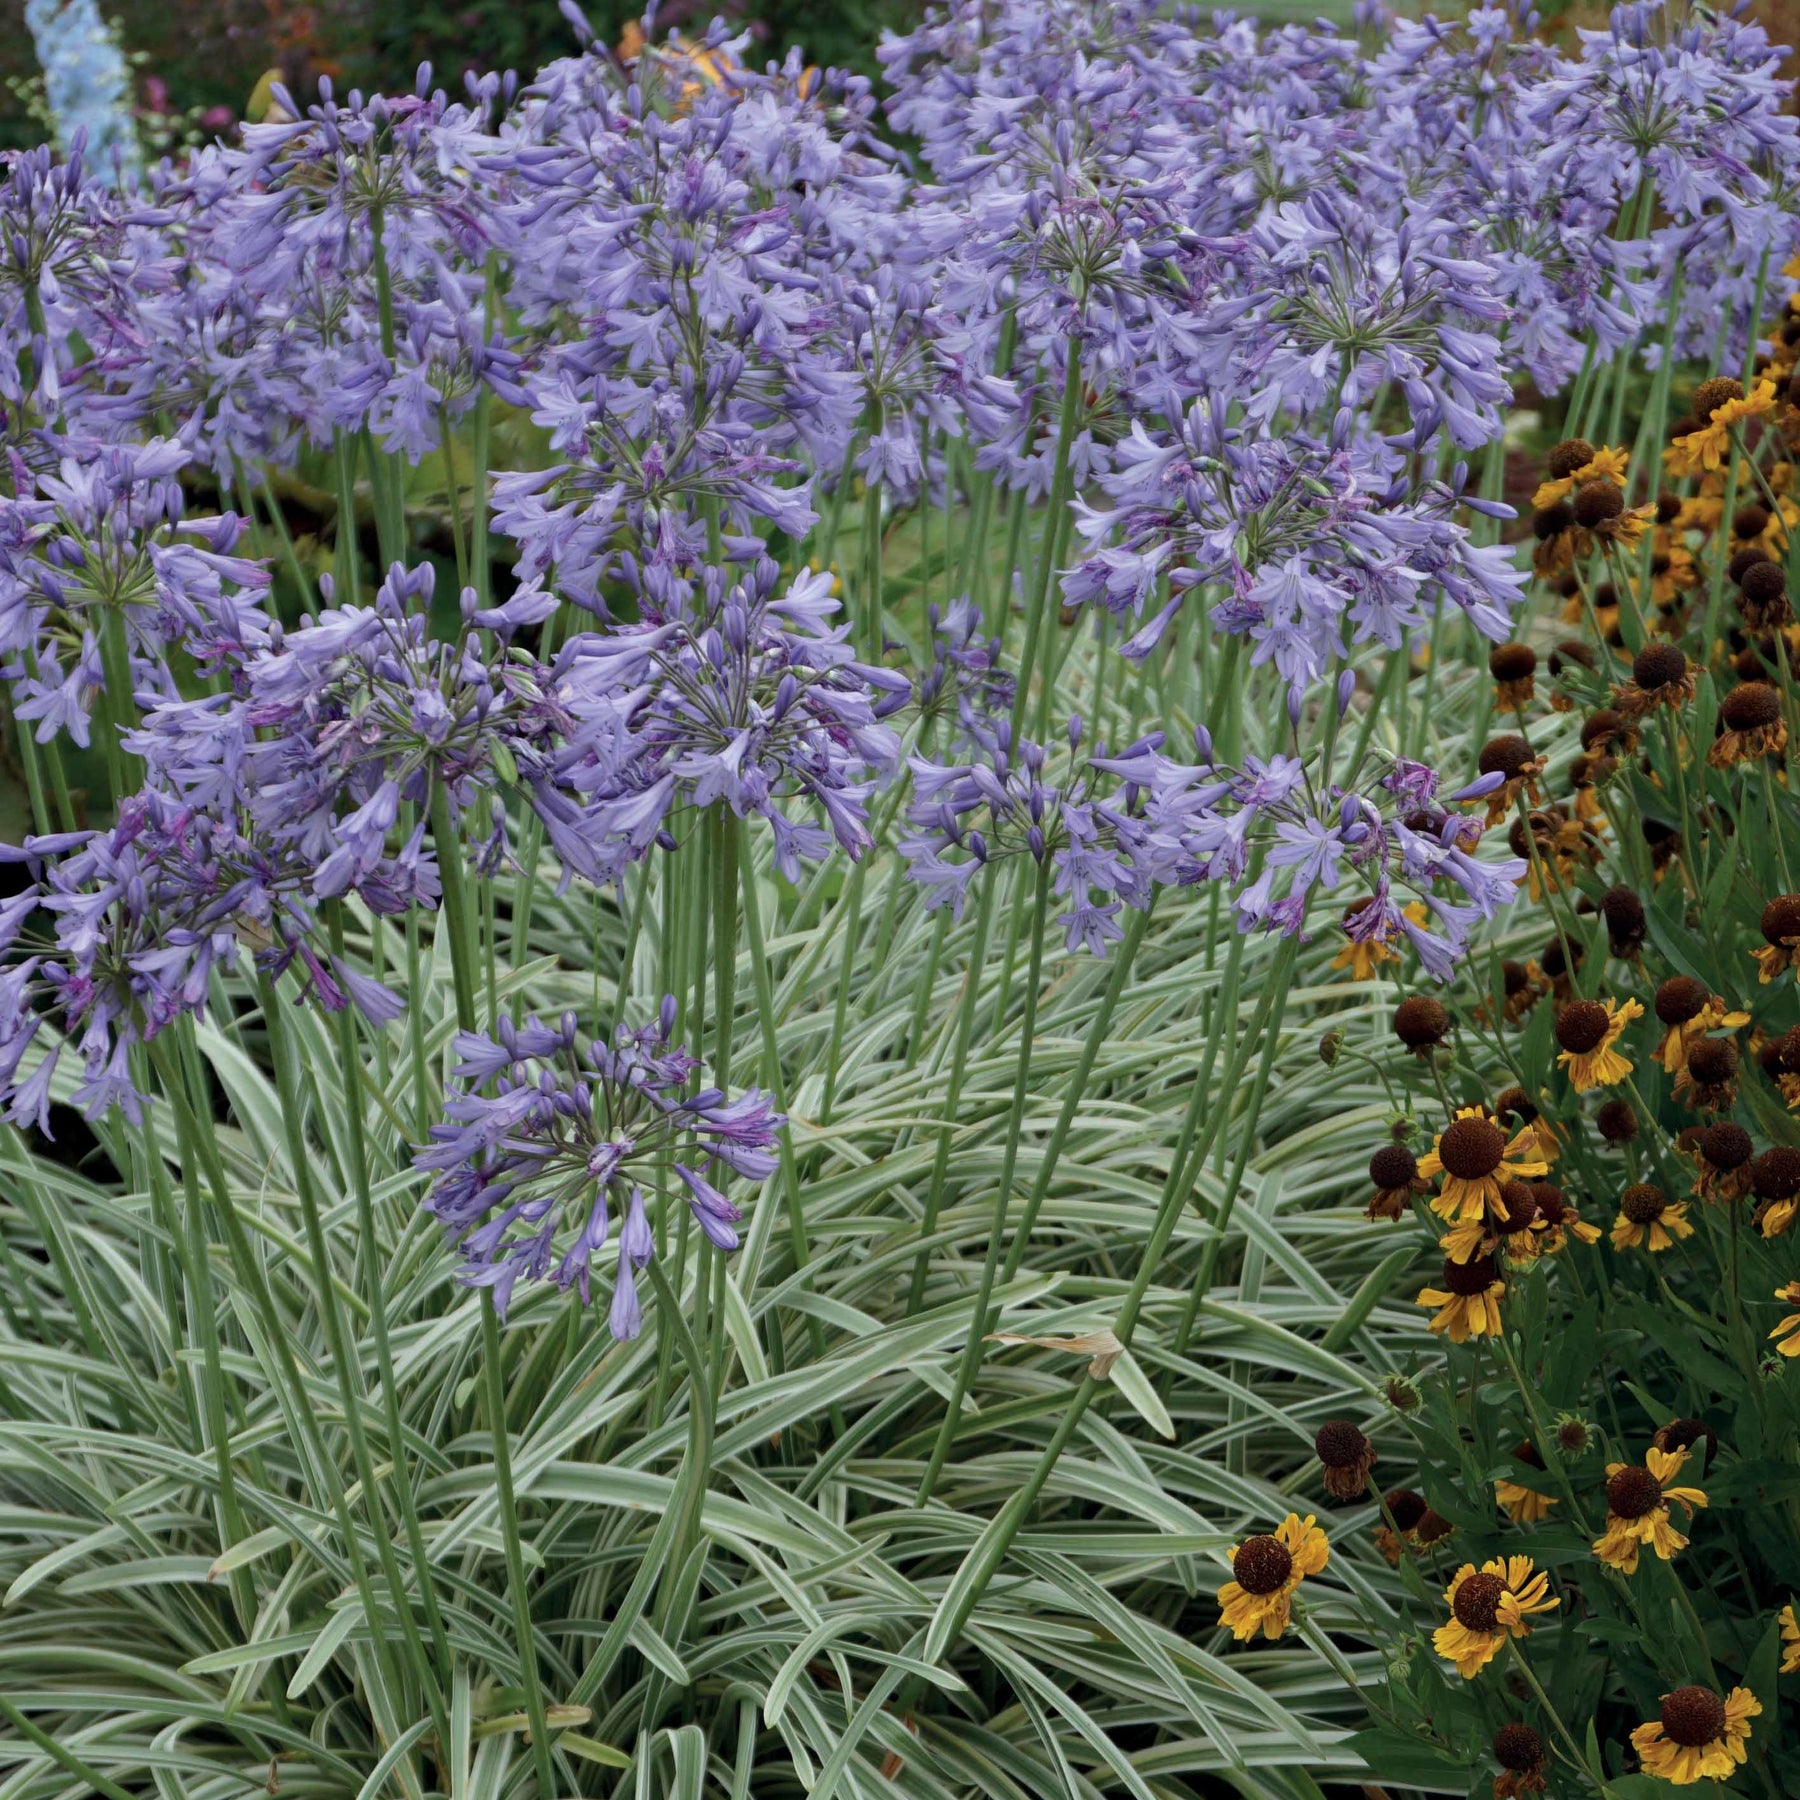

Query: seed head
<box><xmin>1729</xmin><ymin>547</ymin><xmax>1775</xmax><ymax>586</ymax></box>
<box><xmin>1722</xmin><ymin>681</ymin><xmax>1781</xmax><ymax>731</ymax></box>
<box><xmin>1654</xmin><ymin>976</ymin><xmax>1710</xmax><ymax>1025</ymax></box>
<box><xmin>1232</xmin><ymin>1535</ymin><xmax>1293</xmax><ymax>1596</ymax></box>
<box><xmin>1692</xmin><ymin>376</ymin><xmax>1745</xmax><ymax>421</ymax></box>
<box><xmin>1545</xmin><ymin>438</ymin><xmax>1596</xmax><ymax>479</ymax></box>
<box><xmin>1384</xmin><ymin>1487</ymin><xmax>1427</xmax><ymax>1531</ymax></box>
<box><xmin>1314</xmin><ymin>1418</ymin><xmax>1371</xmax><ymax>1468</ymax></box>
<box><xmin>1596</xmin><ymin>1098</ymin><xmax>1638</xmax><ymax>1142</ymax></box>
<box><xmin>1699</xmin><ymin>1122</ymin><xmax>1753</xmax><ymax>1170</ymax></box>
<box><xmin>1572</xmin><ymin>479</ymin><xmax>1624</xmax><ymax>528</ymax></box>
<box><xmin>1620</xmin><ymin>1182</ymin><xmax>1668</xmax><ymax>1225</ymax></box>
<box><xmin>1660</xmin><ymin>1686</ymin><xmax>1727</xmax><ymax>1748</ymax></box>
<box><xmin>1631</xmin><ymin>642</ymin><xmax>1687</xmax><ymax>691</ymax></box>
<box><xmin>1599</xmin><ymin>885</ymin><xmax>1646</xmax><ymax>952</ymax></box>
<box><xmin>1760</xmin><ymin>894</ymin><xmax>1800</xmax><ymax>945</ymax></box>
<box><xmin>1581</xmin><ymin>708</ymin><xmax>1626</xmax><ymax>751</ymax></box>
<box><xmin>1369</xmin><ymin>1143</ymin><xmax>1418</xmax><ymax>1189</ymax></box>
<box><xmin>1555</xmin><ymin>999</ymin><xmax>1612</xmax><ymax>1055</ymax></box>
<box><xmin>1494</xmin><ymin>1723</ymin><xmax>1545</xmax><ymax>1772</ymax></box>
<box><xmin>1751</xmin><ymin>1146</ymin><xmax>1800</xmax><ymax>1202</ymax></box>
<box><xmin>1478</xmin><ymin>734</ymin><xmax>1537</xmax><ymax>779</ymax></box>
<box><xmin>1394</xmin><ymin>996</ymin><xmax>1450</xmax><ymax>1049</ymax></box>
<box><xmin>1489</xmin><ymin>643</ymin><xmax>1537</xmax><ymax>682</ymax></box>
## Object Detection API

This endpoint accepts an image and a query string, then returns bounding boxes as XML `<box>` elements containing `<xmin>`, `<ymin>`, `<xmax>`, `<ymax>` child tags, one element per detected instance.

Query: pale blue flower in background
<box><xmin>24</xmin><ymin>0</ymin><xmax>138</xmax><ymax>180</ymax></box>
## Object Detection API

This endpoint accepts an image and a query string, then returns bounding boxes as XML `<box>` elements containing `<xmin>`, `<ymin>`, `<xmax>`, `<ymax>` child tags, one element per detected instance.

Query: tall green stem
<box><xmin>917</xmin><ymin>856</ymin><xmax>1052</xmax><ymax>1504</ymax></box>
<box><xmin>479</xmin><ymin>1294</ymin><xmax>560</xmax><ymax>1799</ymax></box>
<box><xmin>1011</xmin><ymin>338</ymin><xmax>1084</xmax><ymax>739</ymax></box>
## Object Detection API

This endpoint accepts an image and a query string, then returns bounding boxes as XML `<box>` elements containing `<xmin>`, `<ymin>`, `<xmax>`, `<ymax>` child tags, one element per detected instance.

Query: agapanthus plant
<box><xmin>416</xmin><ymin>998</ymin><xmax>782</xmax><ymax>1329</ymax></box>
<box><xmin>541</xmin><ymin>559</ymin><xmax>909</xmax><ymax>881</ymax></box>
<box><xmin>0</xmin><ymin>437</ymin><xmax>270</xmax><ymax>747</ymax></box>
<box><xmin>900</xmin><ymin>714</ymin><xmax>1154</xmax><ymax>954</ymax></box>
<box><xmin>0</xmin><ymin>785</ymin><xmax>414</xmax><ymax>1129</ymax></box>
<box><xmin>1063</xmin><ymin>397</ymin><xmax>1527</xmax><ymax>676</ymax></box>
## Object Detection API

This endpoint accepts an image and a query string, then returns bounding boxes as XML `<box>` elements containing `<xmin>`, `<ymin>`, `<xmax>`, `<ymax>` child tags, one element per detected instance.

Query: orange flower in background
<box><xmin>1666</xmin><ymin>377</ymin><xmax>1777</xmax><ymax>477</ymax></box>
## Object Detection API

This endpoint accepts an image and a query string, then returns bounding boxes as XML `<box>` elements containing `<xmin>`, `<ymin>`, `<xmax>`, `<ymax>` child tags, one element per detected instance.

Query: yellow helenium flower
<box><xmin>1629</xmin><ymin>1686</ymin><xmax>1760</xmax><ymax>1786</ymax></box>
<box><xmin>1532</xmin><ymin>443</ymin><xmax>1630</xmax><ymax>509</ymax></box>
<box><xmin>1609</xmin><ymin>1183</ymin><xmax>1694</xmax><ymax>1253</ymax></box>
<box><xmin>1417</xmin><ymin>1106</ymin><xmax>1549</xmax><ymax>1228</ymax></box>
<box><xmin>1783</xmin><ymin>1602</ymin><xmax>1800</xmax><ymax>1675</ymax></box>
<box><xmin>1767</xmin><ymin>1281</ymin><xmax>1800</xmax><ymax>1356</ymax></box>
<box><xmin>1416</xmin><ymin>1252</ymin><xmax>1505</xmax><ymax>1343</ymax></box>
<box><xmin>1215</xmin><ymin>1512</ymin><xmax>1328</xmax><ymax>1642</ymax></box>
<box><xmin>1431</xmin><ymin>1555</ymin><xmax>1558</xmax><ymax>1679</ymax></box>
<box><xmin>1495</xmin><ymin>1440</ymin><xmax>1555</xmax><ymax>1523</ymax></box>
<box><xmin>1554</xmin><ymin>996</ymin><xmax>1643</xmax><ymax>1092</ymax></box>
<box><xmin>1666</xmin><ymin>379</ymin><xmax>1777</xmax><ymax>477</ymax></box>
<box><xmin>1591</xmin><ymin>1446</ymin><xmax>1707</xmax><ymax>1574</ymax></box>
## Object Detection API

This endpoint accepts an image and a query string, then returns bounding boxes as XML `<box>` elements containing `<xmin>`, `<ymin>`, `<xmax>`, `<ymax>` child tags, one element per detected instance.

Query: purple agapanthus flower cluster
<box><xmin>1063</xmin><ymin>398</ymin><xmax>1527</xmax><ymax>680</ymax></box>
<box><xmin>0</xmin><ymin>438</ymin><xmax>270</xmax><ymax>746</ymax></box>
<box><xmin>0</xmin><ymin>788</ymin><xmax>413</xmax><ymax>1129</ymax></box>
<box><xmin>125</xmin><ymin>560</ymin><xmax>566</xmax><ymax>902</ymax></box>
<box><xmin>415</xmin><ymin>998</ymin><xmax>783</xmax><ymax>1329</ymax></box>
<box><xmin>1095</xmin><ymin>717</ymin><xmax>1526</xmax><ymax>978</ymax></box>
<box><xmin>538</xmin><ymin>559</ymin><xmax>910</xmax><ymax>882</ymax></box>
<box><xmin>901</xmin><ymin>715</ymin><xmax>1155</xmax><ymax>955</ymax></box>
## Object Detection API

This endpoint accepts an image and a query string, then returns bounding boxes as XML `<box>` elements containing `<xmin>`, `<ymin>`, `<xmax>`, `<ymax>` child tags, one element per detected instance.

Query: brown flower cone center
<box><xmin>1607</xmin><ymin>1465</ymin><xmax>1664</xmax><ymax>1519</ymax></box>
<box><xmin>1369</xmin><ymin>1144</ymin><xmax>1418</xmax><ymax>1188</ymax></box>
<box><xmin>1314</xmin><ymin>1420</ymin><xmax>1369</xmax><ymax>1469</ymax></box>
<box><xmin>1442</xmin><ymin>1253</ymin><xmax>1500</xmax><ymax>1296</ymax></box>
<box><xmin>1654</xmin><ymin>976</ymin><xmax>1709</xmax><ymax>1025</ymax></box>
<box><xmin>1633</xmin><ymin>643</ymin><xmax>1687</xmax><ymax>690</ymax></box>
<box><xmin>1620</xmin><ymin>1184</ymin><xmax>1668</xmax><ymax>1225</ymax></box>
<box><xmin>1752</xmin><ymin>1147</ymin><xmax>1800</xmax><ymax>1202</ymax></box>
<box><xmin>1660</xmin><ymin>1686</ymin><xmax>1726</xmax><ymax>1748</ymax></box>
<box><xmin>1452</xmin><ymin>1571</ymin><xmax>1506</xmax><ymax>1632</ymax></box>
<box><xmin>1384</xmin><ymin>1488</ymin><xmax>1427</xmax><ymax>1531</ymax></box>
<box><xmin>1556</xmin><ymin>1000</ymin><xmax>1611</xmax><ymax>1055</ymax></box>
<box><xmin>1722</xmin><ymin>682</ymin><xmax>1781</xmax><ymax>730</ymax></box>
<box><xmin>1494</xmin><ymin>1724</ymin><xmax>1545</xmax><ymax>1772</ymax></box>
<box><xmin>1439</xmin><ymin>1117</ymin><xmax>1506</xmax><ymax>1180</ymax></box>
<box><xmin>1395</xmin><ymin>996</ymin><xmax>1449</xmax><ymax>1047</ymax></box>
<box><xmin>1479</xmin><ymin>734</ymin><xmax>1536</xmax><ymax>779</ymax></box>
<box><xmin>1700</xmin><ymin>1124</ymin><xmax>1753</xmax><ymax>1171</ymax></box>
<box><xmin>1490</xmin><ymin>643</ymin><xmax>1537</xmax><ymax>681</ymax></box>
<box><xmin>1761</xmin><ymin>894</ymin><xmax>1800</xmax><ymax>945</ymax></box>
<box><xmin>1546</xmin><ymin>438</ymin><xmax>1596</xmax><ymax>478</ymax></box>
<box><xmin>1495</xmin><ymin>1181</ymin><xmax>1539</xmax><ymax>1234</ymax></box>
<box><xmin>1232</xmin><ymin>1535</ymin><xmax>1293</xmax><ymax>1596</ymax></box>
